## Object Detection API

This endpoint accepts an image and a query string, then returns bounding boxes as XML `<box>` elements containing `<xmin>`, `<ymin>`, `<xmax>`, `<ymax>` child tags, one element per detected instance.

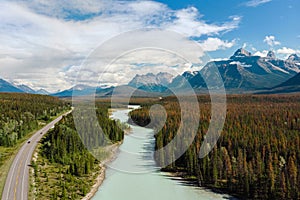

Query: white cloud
<box><xmin>253</xmin><ymin>50</ymin><xmax>268</xmax><ymax>57</ymax></box>
<box><xmin>276</xmin><ymin>47</ymin><xmax>300</xmax><ymax>58</ymax></box>
<box><xmin>14</xmin><ymin>0</ymin><xmax>170</xmax><ymax>21</ymax></box>
<box><xmin>62</xmin><ymin>49</ymin><xmax>197</xmax><ymax>87</ymax></box>
<box><xmin>277</xmin><ymin>47</ymin><xmax>296</xmax><ymax>54</ymax></box>
<box><xmin>70</xmin><ymin>30</ymin><xmax>209</xmax><ymax>86</ymax></box>
<box><xmin>198</xmin><ymin>38</ymin><xmax>235</xmax><ymax>52</ymax></box>
<box><xmin>210</xmin><ymin>58</ymin><xmax>228</xmax><ymax>62</ymax></box>
<box><xmin>253</xmin><ymin>47</ymin><xmax>300</xmax><ymax>60</ymax></box>
<box><xmin>230</xmin><ymin>16</ymin><xmax>242</xmax><ymax>22</ymax></box>
<box><xmin>245</xmin><ymin>0</ymin><xmax>272</xmax><ymax>7</ymax></box>
<box><xmin>263</xmin><ymin>35</ymin><xmax>281</xmax><ymax>47</ymax></box>
<box><xmin>164</xmin><ymin>7</ymin><xmax>240</xmax><ymax>37</ymax></box>
<box><xmin>0</xmin><ymin>0</ymin><xmax>240</xmax><ymax>91</ymax></box>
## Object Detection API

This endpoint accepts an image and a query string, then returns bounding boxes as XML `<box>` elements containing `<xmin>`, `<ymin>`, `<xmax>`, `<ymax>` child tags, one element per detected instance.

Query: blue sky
<box><xmin>0</xmin><ymin>0</ymin><xmax>299</xmax><ymax>91</ymax></box>
<box><xmin>156</xmin><ymin>0</ymin><xmax>300</xmax><ymax>58</ymax></box>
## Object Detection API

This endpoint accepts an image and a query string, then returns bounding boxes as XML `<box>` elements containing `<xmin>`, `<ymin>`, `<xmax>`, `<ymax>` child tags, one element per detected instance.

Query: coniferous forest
<box><xmin>1</xmin><ymin>93</ymin><xmax>299</xmax><ymax>199</ymax></box>
<box><xmin>0</xmin><ymin>93</ymin><xmax>68</xmax><ymax>147</ymax></box>
<box><xmin>33</xmin><ymin>103</ymin><xmax>125</xmax><ymax>199</ymax></box>
<box><xmin>130</xmin><ymin>94</ymin><xmax>300</xmax><ymax>199</ymax></box>
<box><xmin>0</xmin><ymin>93</ymin><xmax>69</xmax><ymax>196</ymax></box>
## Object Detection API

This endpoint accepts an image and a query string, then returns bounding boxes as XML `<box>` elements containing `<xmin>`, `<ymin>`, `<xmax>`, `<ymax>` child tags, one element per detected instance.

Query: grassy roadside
<box><xmin>27</xmin><ymin>106</ymin><xmax>128</xmax><ymax>199</ymax></box>
<box><xmin>28</xmin><ymin>142</ymin><xmax>118</xmax><ymax>199</ymax></box>
<box><xmin>0</xmin><ymin>109</ymin><xmax>70</xmax><ymax>197</ymax></box>
<box><xmin>29</xmin><ymin>144</ymin><xmax>102</xmax><ymax>200</ymax></box>
<box><xmin>28</xmin><ymin>142</ymin><xmax>119</xmax><ymax>200</ymax></box>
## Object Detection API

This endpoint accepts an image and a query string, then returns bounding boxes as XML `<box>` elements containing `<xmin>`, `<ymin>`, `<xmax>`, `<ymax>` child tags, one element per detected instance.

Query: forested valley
<box><xmin>0</xmin><ymin>93</ymin><xmax>69</xmax><ymax>196</ymax></box>
<box><xmin>130</xmin><ymin>94</ymin><xmax>300</xmax><ymax>199</ymax></box>
<box><xmin>0</xmin><ymin>93</ymin><xmax>69</xmax><ymax>147</ymax></box>
<box><xmin>33</xmin><ymin>102</ymin><xmax>125</xmax><ymax>199</ymax></box>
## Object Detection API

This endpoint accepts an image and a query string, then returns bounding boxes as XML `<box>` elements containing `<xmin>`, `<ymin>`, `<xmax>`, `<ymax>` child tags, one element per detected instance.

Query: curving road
<box><xmin>1</xmin><ymin>110</ymin><xmax>72</xmax><ymax>200</ymax></box>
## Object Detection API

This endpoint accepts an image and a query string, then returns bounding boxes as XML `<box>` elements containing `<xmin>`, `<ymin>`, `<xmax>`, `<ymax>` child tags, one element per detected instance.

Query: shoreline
<box><xmin>82</xmin><ymin>143</ymin><xmax>120</xmax><ymax>200</ymax></box>
<box><xmin>161</xmin><ymin>169</ymin><xmax>240</xmax><ymax>199</ymax></box>
<box><xmin>83</xmin><ymin>109</ymin><xmax>133</xmax><ymax>200</ymax></box>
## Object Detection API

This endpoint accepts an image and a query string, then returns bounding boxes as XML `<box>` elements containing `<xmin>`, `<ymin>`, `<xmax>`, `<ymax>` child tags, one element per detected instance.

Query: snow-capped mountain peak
<box><xmin>128</xmin><ymin>72</ymin><xmax>174</xmax><ymax>87</ymax></box>
<box><xmin>287</xmin><ymin>54</ymin><xmax>300</xmax><ymax>63</ymax></box>
<box><xmin>266</xmin><ymin>50</ymin><xmax>276</xmax><ymax>59</ymax></box>
<box><xmin>230</xmin><ymin>48</ymin><xmax>252</xmax><ymax>59</ymax></box>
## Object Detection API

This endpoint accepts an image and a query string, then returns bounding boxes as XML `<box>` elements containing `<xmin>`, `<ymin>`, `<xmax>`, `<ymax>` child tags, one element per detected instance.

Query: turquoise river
<box><xmin>93</xmin><ymin>107</ymin><xmax>236</xmax><ymax>200</ymax></box>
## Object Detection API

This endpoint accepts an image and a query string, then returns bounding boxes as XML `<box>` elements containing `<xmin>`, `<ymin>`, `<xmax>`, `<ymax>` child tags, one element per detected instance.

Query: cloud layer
<box><xmin>0</xmin><ymin>0</ymin><xmax>241</xmax><ymax>92</ymax></box>
<box><xmin>245</xmin><ymin>0</ymin><xmax>272</xmax><ymax>7</ymax></box>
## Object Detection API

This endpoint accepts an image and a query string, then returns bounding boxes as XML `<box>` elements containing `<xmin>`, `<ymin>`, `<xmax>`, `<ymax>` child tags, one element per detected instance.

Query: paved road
<box><xmin>2</xmin><ymin>110</ymin><xmax>72</xmax><ymax>200</ymax></box>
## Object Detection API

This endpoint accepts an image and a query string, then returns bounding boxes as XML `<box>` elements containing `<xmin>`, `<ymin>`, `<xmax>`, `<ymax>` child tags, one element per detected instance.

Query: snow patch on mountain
<box><xmin>128</xmin><ymin>72</ymin><xmax>174</xmax><ymax>87</ymax></box>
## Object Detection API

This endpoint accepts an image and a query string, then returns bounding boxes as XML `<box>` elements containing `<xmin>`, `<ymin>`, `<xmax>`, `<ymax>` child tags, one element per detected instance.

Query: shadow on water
<box><xmin>160</xmin><ymin>173</ymin><xmax>239</xmax><ymax>200</ymax></box>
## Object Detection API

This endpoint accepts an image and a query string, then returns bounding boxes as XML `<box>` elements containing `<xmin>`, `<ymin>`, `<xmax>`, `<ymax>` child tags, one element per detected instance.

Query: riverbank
<box><xmin>83</xmin><ymin>109</ymin><xmax>132</xmax><ymax>200</ymax></box>
<box><xmin>29</xmin><ymin>137</ymin><xmax>124</xmax><ymax>200</ymax></box>
<box><xmin>161</xmin><ymin>169</ymin><xmax>240</xmax><ymax>199</ymax></box>
<box><xmin>91</xmin><ymin>108</ymin><xmax>234</xmax><ymax>200</ymax></box>
<box><xmin>82</xmin><ymin>143</ymin><xmax>120</xmax><ymax>200</ymax></box>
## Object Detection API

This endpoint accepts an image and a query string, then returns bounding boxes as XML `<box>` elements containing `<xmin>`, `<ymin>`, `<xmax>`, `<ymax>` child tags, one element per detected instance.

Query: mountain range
<box><xmin>128</xmin><ymin>72</ymin><xmax>173</xmax><ymax>93</ymax></box>
<box><xmin>1</xmin><ymin>48</ymin><xmax>300</xmax><ymax>96</ymax></box>
<box><xmin>0</xmin><ymin>78</ymin><xmax>49</xmax><ymax>95</ymax></box>
<box><xmin>174</xmin><ymin>48</ymin><xmax>300</xmax><ymax>92</ymax></box>
<box><xmin>127</xmin><ymin>48</ymin><xmax>300</xmax><ymax>94</ymax></box>
<box><xmin>0</xmin><ymin>79</ymin><xmax>24</xmax><ymax>93</ymax></box>
<box><xmin>259</xmin><ymin>72</ymin><xmax>300</xmax><ymax>94</ymax></box>
<box><xmin>52</xmin><ymin>84</ymin><xmax>114</xmax><ymax>97</ymax></box>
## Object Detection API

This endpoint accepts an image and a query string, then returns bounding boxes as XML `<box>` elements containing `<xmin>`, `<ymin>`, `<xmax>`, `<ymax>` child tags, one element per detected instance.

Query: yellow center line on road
<box><xmin>4</xmin><ymin>111</ymin><xmax>72</xmax><ymax>200</ymax></box>
<box><xmin>13</xmin><ymin>145</ymin><xmax>29</xmax><ymax>200</ymax></box>
<box><xmin>13</xmin><ymin>159</ymin><xmax>23</xmax><ymax>200</ymax></box>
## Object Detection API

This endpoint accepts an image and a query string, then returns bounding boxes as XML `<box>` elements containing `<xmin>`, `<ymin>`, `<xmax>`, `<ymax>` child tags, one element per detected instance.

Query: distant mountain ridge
<box><xmin>277</xmin><ymin>72</ymin><xmax>300</xmax><ymax>87</ymax></box>
<box><xmin>128</xmin><ymin>72</ymin><xmax>174</xmax><ymax>92</ymax></box>
<box><xmin>36</xmin><ymin>89</ymin><xmax>50</xmax><ymax>95</ymax></box>
<box><xmin>128</xmin><ymin>72</ymin><xmax>174</xmax><ymax>87</ymax></box>
<box><xmin>45</xmin><ymin>48</ymin><xmax>300</xmax><ymax>97</ymax></box>
<box><xmin>0</xmin><ymin>78</ymin><xmax>49</xmax><ymax>94</ymax></box>
<box><xmin>286</xmin><ymin>54</ymin><xmax>300</xmax><ymax>63</ymax></box>
<box><xmin>51</xmin><ymin>84</ymin><xmax>114</xmax><ymax>97</ymax></box>
<box><xmin>169</xmin><ymin>48</ymin><xmax>300</xmax><ymax>92</ymax></box>
<box><xmin>16</xmin><ymin>84</ymin><xmax>36</xmax><ymax>94</ymax></box>
<box><xmin>0</xmin><ymin>78</ymin><xmax>24</xmax><ymax>93</ymax></box>
<box><xmin>263</xmin><ymin>72</ymin><xmax>300</xmax><ymax>93</ymax></box>
<box><xmin>2</xmin><ymin>48</ymin><xmax>300</xmax><ymax>96</ymax></box>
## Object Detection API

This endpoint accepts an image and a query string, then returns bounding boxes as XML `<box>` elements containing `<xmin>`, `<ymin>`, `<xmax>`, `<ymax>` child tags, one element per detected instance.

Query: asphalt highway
<box><xmin>2</xmin><ymin>110</ymin><xmax>72</xmax><ymax>200</ymax></box>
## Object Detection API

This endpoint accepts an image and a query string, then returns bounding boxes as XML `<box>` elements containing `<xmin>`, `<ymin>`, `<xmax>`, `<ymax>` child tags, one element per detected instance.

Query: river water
<box><xmin>93</xmin><ymin>108</ymin><xmax>234</xmax><ymax>200</ymax></box>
